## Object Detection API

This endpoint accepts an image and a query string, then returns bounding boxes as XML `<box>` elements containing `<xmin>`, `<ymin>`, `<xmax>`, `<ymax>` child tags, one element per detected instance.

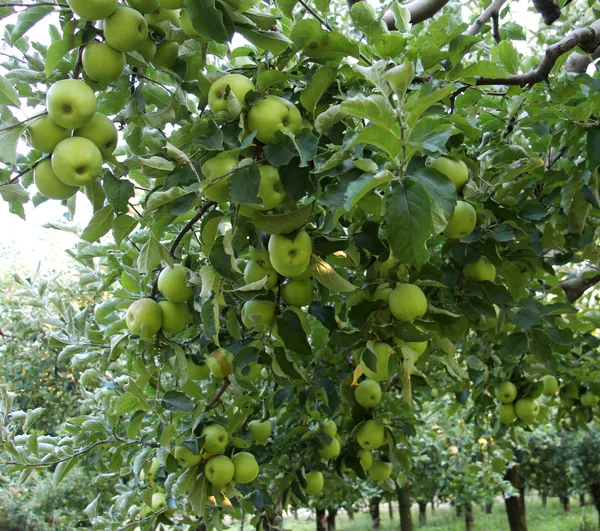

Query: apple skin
<box><xmin>127</xmin><ymin>0</ymin><xmax>160</xmax><ymax>13</ymax></box>
<box><xmin>144</xmin><ymin>7</ymin><xmax>181</xmax><ymax>34</ymax></box>
<box><xmin>126</xmin><ymin>298</ymin><xmax>162</xmax><ymax>339</ymax></box>
<box><xmin>514</xmin><ymin>398</ymin><xmax>540</xmax><ymax>423</ymax></box>
<box><xmin>360</xmin><ymin>342</ymin><xmax>393</xmax><ymax>381</ymax></box>
<box><xmin>205</xmin><ymin>455</ymin><xmax>235</xmax><ymax>487</ymax></box>
<box><xmin>581</xmin><ymin>393</ymin><xmax>600</xmax><ymax>407</ymax></box>
<box><xmin>255</xmin><ymin>165</ymin><xmax>286</xmax><ymax>210</ymax></box>
<box><xmin>495</xmin><ymin>381</ymin><xmax>518</xmax><ymax>404</ymax></box>
<box><xmin>158</xmin><ymin>300</ymin><xmax>190</xmax><ymax>335</ymax></box>
<box><xmin>281</xmin><ymin>279</ymin><xmax>313</xmax><ymax>306</ymax></box>
<box><xmin>541</xmin><ymin>375</ymin><xmax>558</xmax><ymax>397</ymax></box>
<box><xmin>74</xmin><ymin>113</ymin><xmax>118</xmax><ymax>159</ymax></box>
<box><xmin>67</xmin><ymin>0</ymin><xmax>117</xmax><ymax>20</ymax></box>
<box><xmin>24</xmin><ymin>115</ymin><xmax>70</xmax><ymax>153</ymax></box>
<box><xmin>51</xmin><ymin>137</ymin><xmax>103</xmax><ymax>187</ymax></box>
<box><xmin>268</xmin><ymin>230</ymin><xmax>312</xmax><ymax>278</ymax></box>
<box><xmin>431</xmin><ymin>157</ymin><xmax>469</xmax><ymax>191</ymax></box>
<box><xmin>358</xmin><ymin>449</ymin><xmax>373</xmax><ymax>471</ymax></box>
<box><xmin>158</xmin><ymin>264</ymin><xmax>193</xmax><ymax>303</ymax></box>
<box><xmin>201</xmin><ymin>424</ymin><xmax>229</xmax><ymax>453</ymax></box>
<box><xmin>444</xmin><ymin>200</ymin><xmax>477</xmax><ymax>239</ymax></box>
<box><xmin>152</xmin><ymin>41</ymin><xmax>179</xmax><ymax>69</ymax></box>
<box><xmin>322</xmin><ymin>420</ymin><xmax>337</xmax><ymax>437</ymax></box>
<box><xmin>232</xmin><ymin>452</ymin><xmax>259</xmax><ymax>484</ymax></box>
<box><xmin>160</xmin><ymin>0</ymin><xmax>184</xmax><ymax>8</ymax></box>
<box><xmin>236</xmin><ymin>362</ymin><xmax>262</xmax><ymax>381</ymax></box>
<box><xmin>47</xmin><ymin>79</ymin><xmax>97</xmax><ymax>130</ymax></box>
<box><xmin>248</xmin><ymin>419</ymin><xmax>271</xmax><ymax>444</ymax></box>
<box><xmin>208</xmin><ymin>74</ymin><xmax>255</xmax><ymax>115</ymax></box>
<box><xmin>356</xmin><ymin>420</ymin><xmax>386</xmax><ymax>450</ymax></box>
<box><xmin>463</xmin><ymin>256</ymin><xmax>496</xmax><ymax>283</ymax></box>
<box><xmin>140</xmin><ymin>457</ymin><xmax>160</xmax><ymax>481</ymax></box>
<box><xmin>355</xmin><ymin>379</ymin><xmax>382</xmax><ymax>408</ymax></box>
<box><xmin>186</xmin><ymin>358</ymin><xmax>210</xmax><ymax>380</ymax></box>
<box><xmin>373</xmin><ymin>282</ymin><xmax>393</xmax><ymax>302</ymax></box>
<box><xmin>241</xmin><ymin>300</ymin><xmax>276</xmax><ymax>332</ymax></box>
<box><xmin>201</xmin><ymin>156</ymin><xmax>237</xmax><ymax>202</ymax></box>
<box><xmin>34</xmin><ymin>159</ymin><xmax>79</xmax><ymax>200</ymax></box>
<box><xmin>498</xmin><ymin>403</ymin><xmax>517</xmax><ymax>424</ymax></box>
<box><xmin>369</xmin><ymin>460</ymin><xmax>392</xmax><ymax>482</ymax></box>
<box><xmin>82</xmin><ymin>42</ymin><xmax>125</xmax><ymax>83</ymax></box>
<box><xmin>393</xmin><ymin>337</ymin><xmax>428</xmax><ymax>355</ymax></box>
<box><xmin>291</xmin><ymin>265</ymin><xmax>312</xmax><ymax>281</ymax></box>
<box><xmin>244</xmin><ymin>260</ymin><xmax>278</xmax><ymax>290</ymax></box>
<box><xmin>104</xmin><ymin>7</ymin><xmax>149</xmax><ymax>53</ymax></box>
<box><xmin>248</xmin><ymin>95</ymin><xmax>302</xmax><ymax>144</ymax></box>
<box><xmin>305</xmin><ymin>470</ymin><xmax>324</xmax><ymax>495</ymax></box>
<box><xmin>318</xmin><ymin>437</ymin><xmax>341</xmax><ymax>460</ymax></box>
<box><xmin>389</xmin><ymin>283</ymin><xmax>427</xmax><ymax>322</ymax></box>
<box><xmin>206</xmin><ymin>349</ymin><xmax>234</xmax><ymax>378</ymax></box>
<box><xmin>151</xmin><ymin>492</ymin><xmax>167</xmax><ymax>511</ymax></box>
<box><xmin>137</xmin><ymin>36</ymin><xmax>157</xmax><ymax>62</ymax></box>
<box><xmin>174</xmin><ymin>445</ymin><xmax>202</xmax><ymax>467</ymax></box>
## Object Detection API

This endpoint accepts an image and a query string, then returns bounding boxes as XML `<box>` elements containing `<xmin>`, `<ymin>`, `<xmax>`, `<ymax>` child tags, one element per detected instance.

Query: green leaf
<box><xmin>145</xmin><ymin>186</ymin><xmax>192</xmax><ymax>212</ymax></box>
<box><xmin>341</xmin><ymin>94</ymin><xmax>397</xmax><ymax>130</ymax></box>
<box><xmin>81</xmin><ymin>205</ymin><xmax>115</xmax><ymax>243</ymax></box>
<box><xmin>277</xmin><ymin>0</ymin><xmax>298</xmax><ymax>18</ymax></box>
<box><xmin>112</xmin><ymin>215</ymin><xmax>138</xmax><ymax>246</ymax></box>
<box><xmin>237</xmin><ymin>27</ymin><xmax>292</xmax><ymax>55</ymax></box>
<box><xmin>0</xmin><ymin>73</ymin><xmax>20</xmax><ymax>107</ymax></box>
<box><xmin>344</xmin><ymin>170</ymin><xmax>393</xmax><ymax>211</ymax></box>
<box><xmin>385</xmin><ymin>180</ymin><xmax>432</xmax><ymax>268</ymax></box>
<box><xmin>498</xmin><ymin>41</ymin><xmax>520</xmax><ymax>75</ymax></box>
<box><xmin>137</xmin><ymin>234</ymin><xmax>171</xmax><ymax>274</ymax></box>
<box><xmin>53</xmin><ymin>457</ymin><xmax>79</xmax><ymax>487</ymax></box>
<box><xmin>256</xmin><ymin>71</ymin><xmax>298</xmax><ymax>92</ymax></box>
<box><xmin>0</xmin><ymin>183</ymin><xmax>28</xmax><ymax>203</ymax></box>
<box><xmin>312</xmin><ymin>256</ymin><xmax>356</xmax><ymax>293</ymax></box>
<box><xmin>0</xmin><ymin>125</ymin><xmax>24</xmax><ymax>164</ymax></box>
<box><xmin>185</xmin><ymin>0</ymin><xmax>234</xmax><ymax>42</ymax></box>
<box><xmin>587</xmin><ymin>128</ymin><xmax>600</xmax><ymax>172</ymax></box>
<box><xmin>353</xmin><ymin>126</ymin><xmax>402</xmax><ymax>160</ymax></box>
<box><xmin>45</xmin><ymin>38</ymin><xmax>75</xmax><ymax>78</ymax></box>
<box><xmin>277</xmin><ymin>310</ymin><xmax>312</xmax><ymax>356</ymax></box>
<box><xmin>23</xmin><ymin>407</ymin><xmax>46</xmax><ymax>433</ymax></box>
<box><xmin>300</xmin><ymin>66</ymin><xmax>338</xmax><ymax>115</ymax></box>
<box><xmin>161</xmin><ymin>390</ymin><xmax>195</xmax><ymax>413</ymax></box>
<box><xmin>114</xmin><ymin>393</ymin><xmax>140</xmax><ymax>416</ymax></box>
<box><xmin>408</xmin><ymin>161</ymin><xmax>457</xmax><ymax>216</ymax></box>
<box><xmin>315</xmin><ymin>104</ymin><xmax>347</xmax><ymax>134</ymax></box>
<box><xmin>228</xmin><ymin>164</ymin><xmax>261</xmax><ymax>204</ymax></box>
<box><xmin>139</xmin><ymin>156</ymin><xmax>175</xmax><ymax>178</ymax></box>
<box><xmin>102</xmin><ymin>175</ymin><xmax>134</xmax><ymax>215</ymax></box>
<box><xmin>350</xmin><ymin>2</ymin><xmax>387</xmax><ymax>41</ymax></box>
<box><xmin>8</xmin><ymin>6</ymin><xmax>53</xmax><ymax>45</ymax></box>
<box><xmin>404</xmin><ymin>85</ymin><xmax>457</xmax><ymax>127</ymax></box>
<box><xmin>251</xmin><ymin>202</ymin><xmax>314</xmax><ymax>234</ymax></box>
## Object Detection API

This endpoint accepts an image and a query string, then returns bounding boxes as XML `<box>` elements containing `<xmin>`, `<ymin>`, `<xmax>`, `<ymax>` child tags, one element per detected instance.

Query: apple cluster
<box><xmin>494</xmin><ymin>381</ymin><xmax>542</xmax><ymax>425</ymax></box>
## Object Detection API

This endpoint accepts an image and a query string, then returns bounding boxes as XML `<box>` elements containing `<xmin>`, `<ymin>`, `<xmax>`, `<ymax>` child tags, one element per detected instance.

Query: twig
<box><xmin>491</xmin><ymin>12</ymin><xmax>501</xmax><ymax>43</ymax></box>
<box><xmin>547</xmin><ymin>145</ymin><xmax>567</xmax><ymax>168</ymax></box>
<box><xmin>381</xmin><ymin>0</ymin><xmax>450</xmax><ymax>28</ymax></box>
<box><xmin>0</xmin><ymin>2</ymin><xmax>68</xmax><ymax>7</ymax></box>
<box><xmin>169</xmin><ymin>201</ymin><xmax>216</xmax><ymax>259</ymax></box>
<box><xmin>204</xmin><ymin>378</ymin><xmax>231</xmax><ymax>412</ymax></box>
<box><xmin>0</xmin><ymin>112</ymin><xmax>46</xmax><ymax>134</ymax></box>
<box><xmin>466</xmin><ymin>0</ymin><xmax>508</xmax><ymax>36</ymax></box>
<box><xmin>2</xmin><ymin>156</ymin><xmax>50</xmax><ymax>186</ymax></box>
<box><xmin>73</xmin><ymin>44</ymin><xmax>85</xmax><ymax>79</ymax></box>
<box><xmin>115</xmin><ymin>508</ymin><xmax>168</xmax><ymax>531</ymax></box>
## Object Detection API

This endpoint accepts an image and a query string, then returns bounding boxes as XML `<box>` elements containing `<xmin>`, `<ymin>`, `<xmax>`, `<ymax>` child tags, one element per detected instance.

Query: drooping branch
<box><xmin>204</xmin><ymin>377</ymin><xmax>231</xmax><ymax>412</ymax></box>
<box><xmin>475</xmin><ymin>19</ymin><xmax>600</xmax><ymax>86</ymax></box>
<box><xmin>560</xmin><ymin>268</ymin><xmax>600</xmax><ymax>303</ymax></box>
<box><xmin>532</xmin><ymin>0</ymin><xmax>561</xmax><ymax>25</ymax></box>
<box><xmin>380</xmin><ymin>0</ymin><xmax>451</xmax><ymax>28</ymax></box>
<box><xmin>466</xmin><ymin>0</ymin><xmax>508</xmax><ymax>36</ymax></box>
<box><xmin>564</xmin><ymin>47</ymin><xmax>600</xmax><ymax>73</ymax></box>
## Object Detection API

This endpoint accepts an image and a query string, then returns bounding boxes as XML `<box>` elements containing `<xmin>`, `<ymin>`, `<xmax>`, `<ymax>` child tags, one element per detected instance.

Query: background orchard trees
<box><xmin>1</xmin><ymin>0</ymin><xmax>600</xmax><ymax>530</ymax></box>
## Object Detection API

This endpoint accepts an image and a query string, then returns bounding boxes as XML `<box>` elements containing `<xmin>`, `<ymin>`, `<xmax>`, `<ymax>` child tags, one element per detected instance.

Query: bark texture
<box><xmin>369</xmin><ymin>496</ymin><xmax>381</xmax><ymax>530</ymax></box>
<box><xmin>398</xmin><ymin>484</ymin><xmax>414</xmax><ymax>531</ymax></box>
<box><xmin>504</xmin><ymin>466</ymin><xmax>528</xmax><ymax>531</ymax></box>
<box><xmin>464</xmin><ymin>503</ymin><xmax>474</xmax><ymax>531</ymax></box>
<box><xmin>591</xmin><ymin>483</ymin><xmax>600</xmax><ymax>527</ymax></box>
<box><xmin>326</xmin><ymin>507</ymin><xmax>337</xmax><ymax>530</ymax></box>
<box><xmin>316</xmin><ymin>508</ymin><xmax>327</xmax><ymax>531</ymax></box>
<box><xmin>418</xmin><ymin>501</ymin><xmax>427</xmax><ymax>526</ymax></box>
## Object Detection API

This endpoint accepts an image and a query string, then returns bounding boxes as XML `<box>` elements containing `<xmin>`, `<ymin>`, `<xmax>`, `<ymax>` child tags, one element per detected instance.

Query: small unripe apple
<box><xmin>322</xmin><ymin>420</ymin><xmax>337</xmax><ymax>437</ymax></box>
<box><xmin>247</xmin><ymin>95</ymin><xmax>302</xmax><ymax>144</ymax></box>
<box><xmin>318</xmin><ymin>437</ymin><xmax>341</xmax><ymax>460</ymax></box>
<box><xmin>431</xmin><ymin>157</ymin><xmax>469</xmax><ymax>191</ymax></box>
<box><xmin>174</xmin><ymin>445</ymin><xmax>201</xmax><ymax>467</ymax></box>
<box><xmin>281</xmin><ymin>279</ymin><xmax>313</xmax><ymax>306</ymax></box>
<box><xmin>126</xmin><ymin>298</ymin><xmax>162</xmax><ymax>339</ymax></box>
<box><xmin>186</xmin><ymin>358</ymin><xmax>210</xmax><ymax>380</ymax></box>
<box><xmin>389</xmin><ymin>283</ymin><xmax>427</xmax><ymax>322</ymax></box>
<box><xmin>232</xmin><ymin>452</ymin><xmax>259</xmax><ymax>484</ymax></box>
<box><xmin>268</xmin><ymin>230</ymin><xmax>312</xmax><ymax>278</ymax></box>
<box><xmin>356</xmin><ymin>420</ymin><xmax>386</xmax><ymax>450</ymax></box>
<box><xmin>158</xmin><ymin>300</ymin><xmax>190</xmax><ymax>335</ymax></box>
<box><xmin>355</xmin><ymin>379</ymin><xmax>382</xmax><ymax>408</ymax></box>
<box><xmin>498</xmin><ymin>403</ymin><xmax>517</xmax><ymax>424</ymax></box>
<box><xmin>34</xmin><ymin>159</ymin><xmax>79</xmax><ymax>200</ymax></box>
<box><xmin>358</xmin><ymin>449</ymin><xmax>373</xmax><ymax>470</ymax></box>
<box><xmin>205</xmin><ymin>455</ymin><xmax>235</xmax><ymax>487</ymax></box>
<box><xmin>24</xmin><ymin>115</ymin><xmax>70</xmax><ymax>153</ymax></box>
<box><xmin>201</xmin><ymin>423</ymin><xmax>229</xmax><ymax>453</ymax></box>
<box><xmin>151</xmin><ymin>492</ymin><xmax>167</xmax><ymax>511</ymax></box>
<box><xmin>158</xmin><ymin>264</ymin><xmax>193</xmax><ymax>303</ymax></box>
<box><xmin>369</xmin><ymin>460</ymin><xmax>392</xmax><ymax>481</ymax></box>
<box><xmin>305</xmin><ymin>470</ymin><xmax>324</xmax><ymax>495</ymax></box>
<box><xmin>541</xmin><ymin>375</ymin><xmax>559</xmax><ymax>397</ymax></box>
<box><xmin>206</xmin><ymin>349</ymin><xmax>234</xmax><ymax>378</ymax></box>
<box><xmin>495</xmin><ymin>381</ymin><xmax>518</xmax><ymax>404</ymax></box>
<box><xmin>463</xmin><ymin>256</ymin><xmax>496</xmax><ymax>283</ymax></box>
<box><xmin>248</xmin><ymin>419</ymin><xmax>271</xmax><ymax>444</ymax></box>
<box><xmin>241</xmin><ymin>299</ymin><xmax>276</xmax><ymax>332</ymax></box>
<box><xmin>514</xmin><ymin>398</ymin><xmax>540</xmax><ymax>423</ymax></box>
<box><xmin>82</xmin><ymin>42</ymin><xmax>126</xmax><ymax>83</ymax></box>
<box><xmin>208</xmin><ymin>74</ymin><xmax>255</xmax><ymax>115</ymax></box>
<box><xmin>444</xmin><ymin>201</ymin><xmax>477</xmax><ymax>239</ymax></box>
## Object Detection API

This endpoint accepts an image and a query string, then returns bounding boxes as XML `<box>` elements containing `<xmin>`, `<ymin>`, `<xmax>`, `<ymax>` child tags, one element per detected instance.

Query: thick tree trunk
<box><xmin>431</xmin><ymin>500</ymin><xmax>435</xmax><ymax>513</ymax></box>
<box><xmin>389</xmin><ymin>500</ymin><xmax>394</xmax><ymax>520</ymax></box>
<box><xmin>520</xmin><ymin>486</ymin><xmax>527</xmax><ymax>516</ymax></box>
<box><xmin>369</xmin><ymin>496</ymin><xmax>381</xmax><ymax>530</ymax></box>
<box><xmin>456</xmin><ymin>504</ymin><xmax>463</xmax><ymax>518</ymax></box>
<box><xmin>326</xmin><ymin>507</ymin><xmax>337</xmax><ymax>530</ymax></box>
<box><xmin>561</xmin><ymin>496</ymin><xmax>570</xmax><ymax>513</ymax></box>
<box><xmin>541</xmin><ymin>493</ymin><xmax>547</xmax><ymax>507</ymax></box>
<box><xmin>591</xmin><ymin>483</ymin><xmax>600</xmax><ymax>528</ymax></box>
<box><xmin>397</xmin><ymin>484</ymin><xmax>414</xmax><ymax>531</ymax></box>
<box><xmin>316</xmin><ymin>508</ymin><xmax>327</xmax><ymax>531</ymax></box>
<box><xmin>579</xmin><ymin>493</ymin><xmax>586</xmax><ymax>507</ymax></box>
<box><xmin>485</xmin><ymin>502</ymin><xmax>493</xmax><ymax>514</ymax></box>
<box><xmin>464</xmin><ymin>503</ymin><xmax>474</xmax><ymax>531</ymax></box>
<box><xmin>504</xmin><ymin>466</ymin><xmax>528</xmax><ymax>531</ymax></box>
<box><xmin>348</xmin><ymin>510</ymin><xmax>355</xmax><ymax>520</ymax></box>
<box><xmin>418</xmin><ymin>501</ymin><xmax>427</xmax><ymax>526</ymax></box>
<box><xmin>265</xmin><ymin>498</ymin><xmax>284</xmax><ymax>530</ymax></box>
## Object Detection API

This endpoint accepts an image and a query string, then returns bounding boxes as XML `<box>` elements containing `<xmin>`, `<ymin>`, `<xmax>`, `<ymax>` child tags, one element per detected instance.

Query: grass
<box><xmin>228</xmin><ymin>496</ymin><xmax>598</xmax><ymax>530</ymax></box>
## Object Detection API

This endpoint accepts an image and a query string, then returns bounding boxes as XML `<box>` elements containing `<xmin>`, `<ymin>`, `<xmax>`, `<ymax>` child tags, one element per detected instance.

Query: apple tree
<box><xmin>1</xmin><ymin>0</ymin><xmax>600</xmax><ymax>530</ymax></box>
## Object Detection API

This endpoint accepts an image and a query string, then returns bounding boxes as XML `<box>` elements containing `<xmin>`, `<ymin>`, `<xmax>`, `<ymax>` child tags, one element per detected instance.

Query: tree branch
<box><xmin>0</xmin><ymin>2</ymin><xmax>68</xmax><ymax>7</ymax></box>
<box><xmin>560</xmin><ymin>269</ymin><xmax>600</xmax><ymax>303</ymax></box>
<box><xmin>466</xmin><ymin>0</ymin><xmax>508</xmax><ymax>36</ymax></box>
<box><xmin>169</xmin><ymin>201</ymin><xmax>216</xmax><ymax>259</ymax></box>
<box><xmin>532</xmin><ymin>0</ymin><xmax>561</xmax><ymax>25</ymax></box>
<box><xmin>475</xmin><ymin>19</ymin><xmax>600</xmax><ymax>86</ymax></box>
<box><xmin>204</xmin><ymin>378</ymin><xmax>230</xmax><ymax>412</ymax></box>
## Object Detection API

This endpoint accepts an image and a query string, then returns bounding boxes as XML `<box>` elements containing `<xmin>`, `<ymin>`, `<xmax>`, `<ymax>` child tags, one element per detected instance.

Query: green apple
<box><xmin>52</xmin><ymin>137</ymin><xmax>103</xmax><ymax>187</ymax></box>
<box><xmin>356</xmin><ymin>420</ymin><xmax>386</xmax><ymax>450</ymax></box>
<box><xmin>137</xmin><ymin>36</ymin><xmax>157</xmax><ymax>62</ymax></box>
<box><xmin>389</xmin><ymin>283</ymin><xmax>427</xmax><ymax>322</ymax></box>
<box><xmin>431</xmin><ymin>388</ymin><xmax>439</xmax><ymax>398</ymax></box>
<box><xmin>514</xmin><ymin>398</ymin><xmax>540</xmax><ymax>423</ymax></box>
<box><xmin>74</xmin><ymin>113</ymin><xmax>118</xmax><ymax>159</ymax></box>
<box><xmin>241</xmin><ymin>300</ymin><xmax>276</xmax><ymax>332</ymax></box>
<box><xmin>82</xmin><ymin>42</ymin><xmax>125</xmax><ymax>83</ymax></box>
<box><xmin>369</xmin><ymin>460</ymin><xmax>392</xmax><ymax>481</ymax></box>
<box><xmin>34</xmin><ymin>159</ymin><xmax>78</xmax><ymax>200</ymax></box>
<box><xmin>248</xmin><ymin>95</ymin><xmax>302</xmax><ymax>143</ymax></box>
<box><xmin>431</xmin><ymin>157</ymin><xmax>469</xmax><ymax>191</ymax></box>
<box><xmin>373</xmin><ymin>282</ymin><xmax>393</xmax><ymax>302</ymax></box>
<box><xmin>355</xmin><ymin>379</ymin><xmax>382</xmax><ymax>408</ymax></box>
<box><xmin>322</xmin><ymin>420</ymin><xmax>337</xmax><ymax>437</ymax></box>
<box><xmin>160</xmin><ymin>0</ymin><xmax>184</xmax><ymax>7</ymax></box>
<box><xmin>46</xmin><ymin>79</ymin><xmax>97</xmax><ymax>130</ymax></box>
<box><xmin>254</xmin><ymin>165</ymin><xmax>286</xmax><ymax>210</ymax></box>
<box><xmin>444</xmin><ymin>200</ymin><xmax>477</xmax><ymax>239</ymax></box>
<box><xmin>186</xmin><ymin>358</ymin><xmax>210</xmax><ymax>380</ymax></box>
<box><xmin>104</xmin><ymin>7</ymin><xmax>149</xmax><ymax>52</ymax></box>
<box><xmin>291</xmin><ymin>265</ymin><xmax>312</xmax><ymax>280</ymax></box>
<box><xmin>208</xmin><ymin>74</ymin><xmax>255</xmax><ymax>115</ymax></box>
<box><xmin>463</xmin><ymin>256</ymin><xmax>496</xmax><ymax>283</ymax></box>
<box><xmin>561</xmin><ymin>395</ymin><xmax>574</xmax><ymax>408</ymax></box>
<box><xmin>393</xmin><ymin>337</ymin><xmax>428</xmax><ymax>355</ymax></box>
<box><xmin>232</xmin><ymin>452</ymin><xmax>259</xmax><ymax>484</ymax></box>
<box><xmin>495</xmin><ymin>381</ymin><xmax>518</xmax><ymax>404</ymax></box>
<box><xmin>205</xmin><ymin>455</ymin><xmax>235</xmax><ymax>487</ymax></box>
<box><xmin>126</xmin><ymin>298</ymin><xmax>162</xmax><ymax>339</ymax></box>
<box><xmin>140</xmin><ymin>457</ymin><xmax>160</xmax><ymax>481</ymax></box>
<box><xmin>127</xmin><ymin>0</ymin><xmax>160</xmax><ymax>13</ymax></box>
<box><xmin>24</xmin><ymin>115</ymin><xmax>70</xmax><ymax>153</ymax></box>
<box><xmin>268</xmin><ymin>230</ymin><xmax>312</xmax><ymax>278</ymax></box>
<box><xmin>158</xmin><ymin>300</ymin><xmax>190</xmax><ymax>334</ymax></box>
<box><xmin>541</xmin><ymin>375</ymin><xmax>559</xmax><ymax>397</ymax></box>
<box><xmin>318</xmin><ymin>437</ymin><xmax>340</xmax><ymax>460</ymax></box>
<box><xmin>244</xmin><ymin>260</ymin><xmax>278</xmax><ymax>290</ymax></box>
<box><xmin>498</xmin><ymin>403</ymin><xmax>517</xmax><ymax>424</ymax></box>
<box><xmin>248</xmin><ymin>419</ymin><xmax>271</xmax><ymax>444</ymax></box>
<box><xmin>236</xmin><ymin>362</ymin><xmax>262</xmax><ymax>381</ymax></box>
<box><xmin>158</xmin><ymin>264</ymin><xmax>193</xmax><ymax>302</ymax></box>
<box><xmin>174</xmin><ymin>445</ymin><xmax>201</xmax><ymax>467</ymax></box>
<box><xmin>152</xmin><ymin>41</ymin><xmax>179</xmax><ymax>69</ymax></box>
<box><xmin>581</xmin><ymin>393</ymin><xmax>600</xmax><ymax>407</ymax></box>
<box><xmin>67</xmin><ymin>0</ymin><xmax>117</xmax><ymax>20</ymax></box>
<box><xmin>360</xmin><ymin>342</ymin><xmax>393</xmax><ymax>381</ymax></box>
<box><xmin>151</xmin><ymin>492</ymin><xmax>167</xmax><ymax>511</ymax></box>
<box><xmin>206</xmin><ymin>349</ymin><xmax>234</xmax><ymax>378</ymax></box>
<box><xmin>358</xmin><ymin>449</ymin><xmax>373</xmax><ymax>471</ymax></box>
<box><xmin>144</xmin><ymin>7</ymin><xmax>181</xmax><ymax>34</ymax></box>
<box><xmin>281</xmin><ymin>279</ymin><xmax>313</xmax><ymax>306</ymax></box>
<box><xmin>305</xmin><ymin>470</ymin><xmax>324</xmax><ymax>495</ymax></box>
<box><xmin>201</xmin><ymin>424</ymin><xmax>229</xmax><ymax>453</ymax></box>
<box><xmin>201</xmin><ymin>156</ymin><xmax>237</xmax><ymax>202</ymax></box>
